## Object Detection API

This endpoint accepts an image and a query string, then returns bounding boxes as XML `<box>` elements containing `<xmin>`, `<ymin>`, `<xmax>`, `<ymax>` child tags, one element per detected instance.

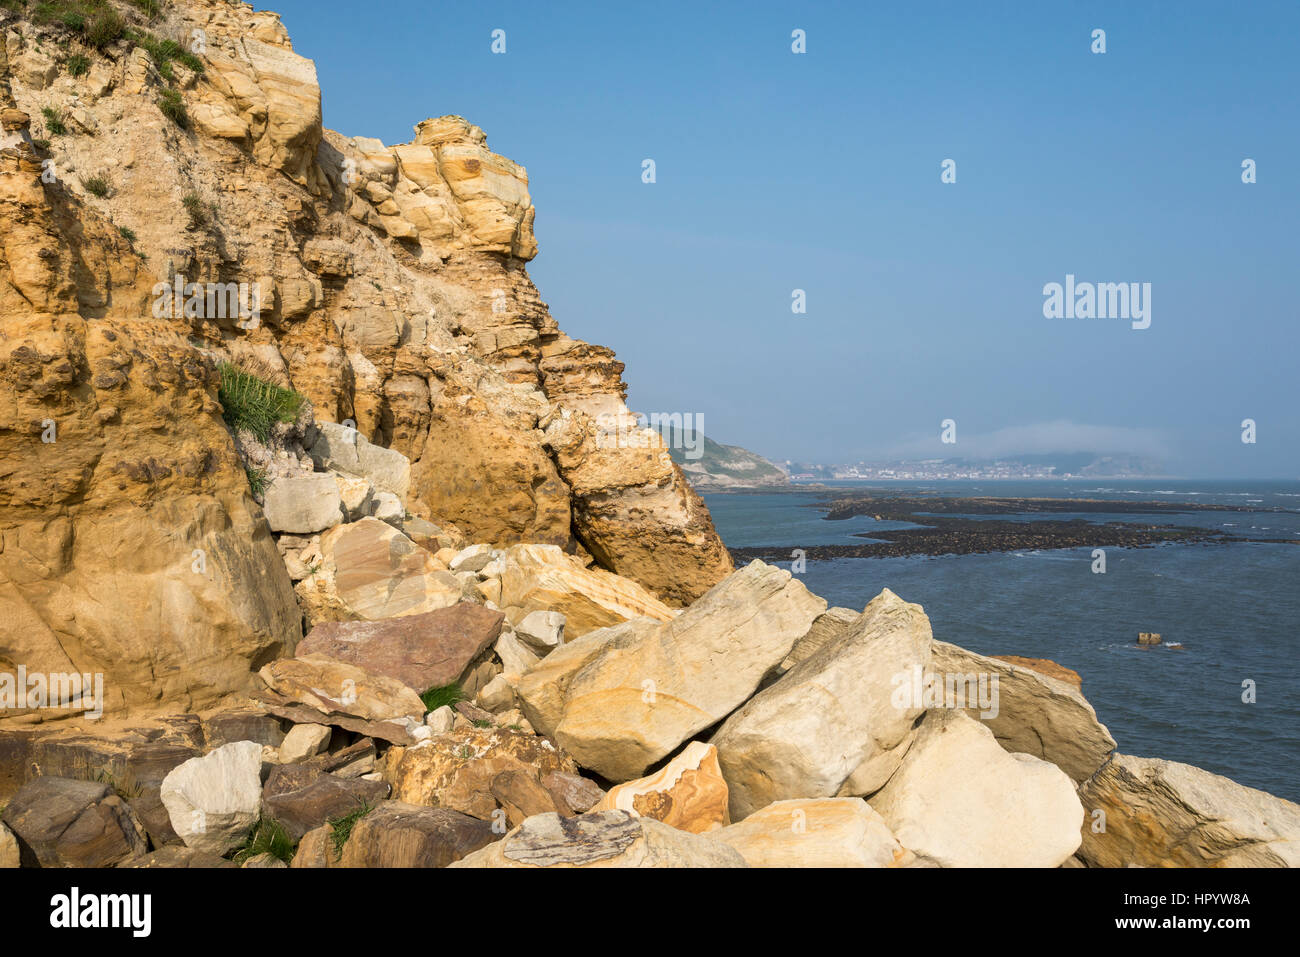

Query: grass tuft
<box><xmin>217</xmin><ymin>361</ymin><xmax>305</xmax><ymax>442</ymax></box>
<box><xmin>232</xmin><ymin>817</ymin><xmax>294</xmax><ymax>865</ymax></box>
<box><xmin>328</xmin><ymin>801</ymin><xmax>373</xmax><ymax>856</ymax></box>
<box><xmin>157</xmin><ymin>86</ymin><xmax>187</xmax><ymax>128</ymax></box>
<box><xmin>66</xmin><ymin>53</ymin><xmax>90</xmax><ymax>76</ymax></box>
<box><xmin>118</xmin><ymin>224</ymin><xmax>136</xmax><ymax>243</ymax></box>
<box><xmin>420</xmin><ymin>682</ymin><xmax>463</xmax><ymax>713</ymax></box>
<box><xmin>82</xmin><ymin>173</ymin><xmax>109</xmax><ymax>197</ymax></box>
<box><xmin>41</xmin><ymin>106</ymin><xmax>67</xmax><ymax>136</ymax></box>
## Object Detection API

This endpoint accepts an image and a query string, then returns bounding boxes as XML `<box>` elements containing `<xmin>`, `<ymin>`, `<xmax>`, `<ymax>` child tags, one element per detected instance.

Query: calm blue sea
<box><xmin>704</xmin><ymin>480</ymin><xmax>1300</xmax><ymax>802</ymax></box>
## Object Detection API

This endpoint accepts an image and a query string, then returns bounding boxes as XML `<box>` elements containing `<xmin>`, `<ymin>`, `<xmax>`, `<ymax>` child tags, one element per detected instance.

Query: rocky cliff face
<box><xmin>0</xmin><ymin>0</ymin><xmax>730</xmax><ymax>722</ymax></box>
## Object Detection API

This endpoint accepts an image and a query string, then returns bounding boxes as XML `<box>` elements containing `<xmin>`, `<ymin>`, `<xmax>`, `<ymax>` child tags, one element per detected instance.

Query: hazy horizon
<box><xmin>272</xmin><ymin>0</ymin><xmax>1299</xmax><ymax>479</ymax></box>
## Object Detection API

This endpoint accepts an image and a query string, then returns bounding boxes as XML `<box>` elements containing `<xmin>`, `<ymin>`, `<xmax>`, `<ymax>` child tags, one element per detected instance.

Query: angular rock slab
<box><xmin>307</xmin><ymin>421</ymin><xmax>411</xmax><ymax>501</ymax></box>
<box><xmin>870</xmin><ymin>710</ymin><xmax>1084</xmax><ymax>868</ymax></box>
<box><xmin>594</xmin><ymin>741</ymin><xmax>730</xmax><ymax>834</ymax></box>
<box><xmin>264</xmin><ymin>773</ymin><xmax>391</xmax><ymax>842</ymax></box>
<box><xmin>518</xmin><ymin>561</ymin><xmax>826</xmax><ymax>782</ymax></box>
<box><xmin>450</xmin><ymin>810</ymin><xmax>746</xmax><ymax>868</ymax></box>
<box><xmin>337</xmin><ymin>802</ymin><xmax>499</xmax><ymax>867</ymax></box>
<box><xmin>384</xmin><ymin>727</ymin><xmax>578</xmax><ymax>821</ymax></box>
<box><xmin>0</xmin><ymin>821</ymin><xmax>18</xmax><ymax>868</ymax></box>
<box><xmin>712</xmin><ymin>588</ymin><xmax>931</xmax><ymax>819</ymax></box>
<box><xmin>498</xmin><ymin>543</ymin><xmax>674</xmax><ymax>639</ymax></box>
<box><xmin>259</xmin><ymin>655</ymin><xmax>426</xmax><ymax>726</ymax></box>
<box><xmin>262</xmin><ymin>472</ymin><xmax>343</xmax><ymax>534</ymax></box>
<box><xmin>160</xmin><ymin>741</ymin><xmax>264</xmax><ymax>856</ymax></box>
<box><xmin>295</xmin><ymin>517</ymin><xmax>461</xmax><ymax>623</ymax></box>
<box><xmin>1077</xmin><ymin>753</ymin><xmax>1300</xmax><ymax>868</ymax></box>
<box><xmin>713</xmin><ymin>798</ymin><xmax>911</xmax><ymax>868</ymax></box>
<box><xmin>1</xmin><ymin>776</ymin><xmax>147</xmax><ymax>867</ymax></box>
<box><xmin>296</xmin><ymin>602</ymin><xmax>504</xmax><ymax>692</ymax></box>
<box><xmin>928</xmin><ymin>640</ymin><xmax>1114</xmax><ymax>781</ymax></box>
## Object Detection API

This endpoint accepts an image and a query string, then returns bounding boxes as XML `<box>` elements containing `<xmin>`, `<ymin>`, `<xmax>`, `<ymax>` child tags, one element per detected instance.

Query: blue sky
<box><xmin>271</xmin><ymin>0</ymin><xmax>1298</xmax><ymax>477</ymax></box>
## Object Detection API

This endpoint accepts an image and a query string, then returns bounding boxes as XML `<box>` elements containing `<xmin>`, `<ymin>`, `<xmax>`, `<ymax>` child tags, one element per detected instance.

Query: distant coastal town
<box><xmin>779</xmin><ymin>455</ymin><xmax>1162</xmax><ymax>482</ymax></box>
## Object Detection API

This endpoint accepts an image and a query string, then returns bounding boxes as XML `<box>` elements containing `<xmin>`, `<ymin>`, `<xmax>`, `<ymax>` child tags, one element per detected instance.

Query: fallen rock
<box><xmin>307</xmin><ymin>421</ymin><xmax>411</xmax><ymax>500</ymax></box>
<box><xmin>1077</xmin><ymin>753</ymin><xmax>1300</xmax><ymax>867</ymax></box>
<box><xmin>712</xmin><ymin>588</ymin><xmax>931</xmax><ymax>819</ymax></box>
<box><xmin>498</xmin><ymin>544</ymin><xmax>674</xmax><ymax>639</ymax></box>
<box><xmin>127</xmin><ymin>846</ymin><xmax>238</xmax><ymax>868</ymax></box>
<box><xmin>491</xmin><ymin>770</ymin><xmax>564</xmax><ymax>827</ymax></box>
<box><xmin>262</xmin><ymin>473</ymin><xmax>343</xmax><ymax>534</ymax></box>
<box><xmin>518</xmin><ymin>561</ymin><xmax>826</xmax><ymax>781</ymax></box>
<box><xmin>290</xmin><ymin>824</ymin><xmax>341</xmax><ymax>869</ymax></box>
<box><xmin>294</xmin><ymin>517</ymin><xmax>462</xmax><ymax>623</ymax></box>
<box><xmin>258</xmin><ymin>656</ymin><xmax>426</xmax><ymax>732</ymax></box>
<box><xmin>871</xmin><ymin>710</ymin><xmax>1083</xmax><ymax>868</ymax></box>
<box><xmin>594</xmin><ymin>741</ymin><xmax>730</xmax><ymax>833</ymax></box>
<box><xmin>337</xmin><ymin>801</ymin><xmax>498</xmax><ymax>867</ymax></box>
<box><xmin>160</xmin><ymin>741</ymin><xmax>264</xmax><ymax>856</ymax></box>
<box><xmin>2</xmin><ymin>776</ymin><xmax>148</xmax><ymax>868</ymax></box>
<box><xmin>295</xmin><ymin>603</ymin><xmax>504</xmax><ymax>692</ymax></box>
<box><xmin>242</xmin><ymin>852</ymin><xmax>288</xmax><ymax>868</ymax></box>
<box><xmin>543</xmin><ymin>771</ymin><xmax>604</xmax><ymax>815</ymax></box>
<box><xmin>277</xmin><ymin>724</ymin><xmax>332</xmax><ymax>764</ymax></box>
<box><xmin>384</xmin><ymin>727</ymin><xmax>578</xmax><ymax>821</ymax></box>
<box><xmin>477</xmin><ymin>674</ymin><xmax>516</xmax><ymax>714</ymax></box>
<box><xmin>495</xmin><ymin>629</ymin><xmax>540</xmax><ymax>676</ymax></box>
<box><xmin>712</xmin><ymin>798</ymin><xmax>911</xmax><ymax>868</ymax></box>
<box><xmin>451</xmin><ymin>810</ymin><xmax>746</xmax><ymax>868</ymax></box>
<box><xmin>929</xmin><ymin>640</ymin><xmax>1115</xmax><ymax>781</ymax></box>
<box><xmin>449</xmin><ymin>544</ymin><xmax>495</xmax><ymax>573</ymax></box>
<box><xmin>515</xmin><ymin>610</ymin><xmax>565</xmax><ymax>654</ymax></box>
<box><xmin>264</xmin><ymin>772</ymin><xmax>390</xmax><ymax>842</ymax></box>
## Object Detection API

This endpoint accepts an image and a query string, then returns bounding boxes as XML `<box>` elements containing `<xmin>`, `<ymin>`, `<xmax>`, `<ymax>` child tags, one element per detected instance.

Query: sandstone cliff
<box><xmin>0</xmin><ymin>0</ymin><xmax>730</xmax><ymax>722</ymax></box>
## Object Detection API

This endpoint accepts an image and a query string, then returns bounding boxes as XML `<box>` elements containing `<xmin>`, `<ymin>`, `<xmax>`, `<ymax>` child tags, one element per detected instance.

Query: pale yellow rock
<box><xmin>259</xmin><ymin>655</ymin><xmax>425</xmax><ymax>724</ymax></box>
<box><xmin>712</xmin><ymin>799</ymin><xmax>912</xmax><ymax>868</ymax></box>
<box><xmin>1077</xmin><ymin>753</ymin><xmax>1300</xmax><ymax>868</ymax></box>
<box><xmin>518</xmin><ymin>561</ymin><xmax>826</xmax><ymax>781</ymax></box>
<box><xmin>294</xmin><ymin>517</ymin><xmax>461</xmax><ymax>624</ymax></box>
<box><xmin>499</xmin><ymin>543</ymin><xmax>673</xmax><ymax>638</ymax></box>
<box><xmin>871</xmin><ymin>710</ymin><xmax>1084</xmax><ymax>868</ymax></box>
<box><xmin>712</xmin><ymin>588</ymin><xmax>932</xmax><ymax>819</ymax></box>
<box><xmin>595</xmin><ymin>741</ymin><xmax>730</xmax><ymax>834</ymax></box>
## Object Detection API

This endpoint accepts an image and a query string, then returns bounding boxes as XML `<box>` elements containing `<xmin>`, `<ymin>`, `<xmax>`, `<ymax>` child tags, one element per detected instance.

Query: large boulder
<box><xmin>1</xmin><ymin>776</ymin><xmax>147</xmax><ymax>867</ymax></box>
<box><xmin>262</xmin><ymin>473</ymin><xmax>343</xmax><ymax>534</ymax></box>
<box><xmin>1077</xmin><ymin>753</ymin><xmax>1300</xmax><ymax>867</ymax></box>
<box><xmin>263</xmin><ymin>772</ymin><xmax>390</xmax><ymax>842</ymax></box>
<box><xmin>712</xmin><ymin>589</ymin><xmax>931</xmax><ymax>819</ymax></box>
<box><xmin>871</xmin><ymin>710</ymin><xmax>1083</xmax><ymax>868</ymax></box>
<box><xmin>383</xmin><ymin>727</ymin><xmax>578</xmax><ymax>821</ymax></box>
<box><xmin>517</xmin><ymin>561</ymin><xmax>826</xmax><ymax>781</ymax></box>
<box><xmin>712</xmin><ymin>798</ymin><xmax>911</xmax><ymax>868</ymax></box>
<box><xmin>497</xmin><ymin>544</ymin><xmax>674</xmax><ymax>639</ymax></box>
<box><xmin>928</xmin><ymin>640</ymin><xmax>1114</xmax><ymax>781</ymax></box>
<box><xmin>294</xmin><ymin>518</ymin><xmax>462</xmax><ymax>624</ymax></box>
<box><xmin>336</xmin><ymin>801</ymin><xmax>499</xmax><ymax>867</ymax></box>
<box><xmin>594</xmin><ymin>741</ymin><xmax>730</xmax><ymax>834</ymax></box>
<box><xmin>450</xmin><ymin>810</ymin><xmax>746</xmax><ymax>868</ymax></box>
<box><xmin>257</xmin><ymin>655</ymin><xmax>427</xmax><ymax>746</ymax></box>
<box><xmin>295</xmin><ymin>603</ymin><xmax>504</xmax><ymax>692</ymax></box>
<box><xmin>160</xmin><ymin>741</ymin><xmax>264</xmax><ymax>856</ymax></box>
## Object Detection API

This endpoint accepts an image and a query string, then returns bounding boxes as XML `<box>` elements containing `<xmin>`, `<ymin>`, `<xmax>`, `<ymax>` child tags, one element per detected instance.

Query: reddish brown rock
<box><xmin>990</xmin><ymin>655</ymin><xmax>1083</xmax><ymax>688</ymax></box>
<box><xmin>542</xmin><ymin>771</ymin><xmax>605</xmax><ymax>815</ymax></box>
<box><xmin>296</xmin><ymin>603</ymin><xmax>503</xmax><ymax>693</ymax></box>
<box><xmin>264</xmin><ymin>772</ymin><xmax>390</xmax><ymax>841</ymax></box>
<box><xmin>337</xmin><ymin>801</ymin><xmax>499</xmax><ymax>867</ymax></box>
<box><xmin>491</xmin><ymin>770</ymin><xmax>562</xmax><ymax>827</ymax></box>
<box><xmin>2</xmin><ymin>776</ymin><xmax>148</xmax><ymax>868</ymax></box>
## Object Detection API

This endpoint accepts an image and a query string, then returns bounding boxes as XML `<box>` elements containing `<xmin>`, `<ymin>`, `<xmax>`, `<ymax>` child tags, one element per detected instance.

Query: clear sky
<box><xmin>270</xmin><ymin>0</ymin><xmax>1298</xmax><ymax>477</ymax></box>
